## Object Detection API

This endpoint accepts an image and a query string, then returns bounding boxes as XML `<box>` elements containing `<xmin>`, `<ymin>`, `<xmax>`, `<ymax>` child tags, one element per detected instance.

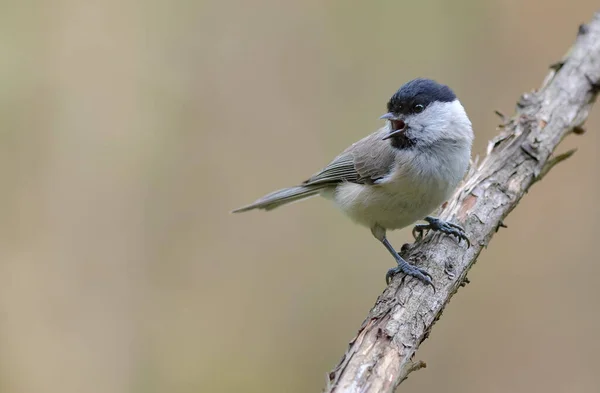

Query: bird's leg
<box><xmin>412</xmin><ymin>216</ymin><xmax>470</xmax><ymax>247</ymax></box>
<box><xmin>371</xmin><ymin>225</ymin><xmax>433</xmax><ymax>286</ymax></box>
<box><xmin>381</xmin><ymin>237</ymin><xmax>433</xmax><ymax>286</ymax></box>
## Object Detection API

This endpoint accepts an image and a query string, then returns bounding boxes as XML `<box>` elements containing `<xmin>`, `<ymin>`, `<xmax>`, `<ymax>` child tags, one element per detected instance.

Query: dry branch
<box><xmin>325</xmin><ymin>12</ymin><xmax>600</xmax><ymax>393</ymax></box>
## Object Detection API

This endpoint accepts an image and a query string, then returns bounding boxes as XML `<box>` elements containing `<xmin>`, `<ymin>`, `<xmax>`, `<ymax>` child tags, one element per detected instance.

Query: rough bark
<box><xmin>325</xmin><ymin>12</ymin><xmax>600</xmax><ymax>393</ymax></box>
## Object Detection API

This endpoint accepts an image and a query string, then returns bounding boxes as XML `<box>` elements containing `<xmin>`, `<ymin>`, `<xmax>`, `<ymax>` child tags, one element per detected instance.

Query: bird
<box><xmin>232</xmin><ymin>78</ymin><xmax>474</xmax><ymax>286</ymax></box>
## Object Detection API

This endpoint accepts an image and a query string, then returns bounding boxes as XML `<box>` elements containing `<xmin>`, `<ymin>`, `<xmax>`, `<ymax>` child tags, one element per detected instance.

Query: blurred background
<box><xmin>1</xmin><ymin>1</ymin><xmax>599</xmax><ymax>392</ymax></box>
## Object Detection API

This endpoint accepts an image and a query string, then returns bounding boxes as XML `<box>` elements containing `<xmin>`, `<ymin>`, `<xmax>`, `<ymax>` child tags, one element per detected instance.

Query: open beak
<box><xmin>380</xmin><ymin>113</ymin><xmax>407</xmax><ymax>140</ymax></box>
<box><xmin>382</xmin><ymin>128</ymin><xmax>406</xmax><ymax>140</ymax></box>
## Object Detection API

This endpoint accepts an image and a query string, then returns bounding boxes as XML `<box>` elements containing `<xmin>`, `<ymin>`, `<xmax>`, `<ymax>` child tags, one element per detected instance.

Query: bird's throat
<box><xmin>389</xmin><ymin>131</ymin><xmax>415</xmax><ymax>150</ymax></box>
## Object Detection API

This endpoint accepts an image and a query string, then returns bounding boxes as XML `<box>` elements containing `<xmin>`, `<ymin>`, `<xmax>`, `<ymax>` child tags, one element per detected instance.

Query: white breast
<box><xmin>324</xmin><ymin>141</ymin><xmax>471</xmax><ymax>231</ymax></box>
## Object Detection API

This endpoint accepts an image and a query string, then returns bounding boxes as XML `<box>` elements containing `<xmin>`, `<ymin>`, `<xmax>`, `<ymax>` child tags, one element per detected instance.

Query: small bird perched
<box><xmin>233</xmin><ymin>78</ymin><xmax>473</xmax><ymax>286</ymax></box>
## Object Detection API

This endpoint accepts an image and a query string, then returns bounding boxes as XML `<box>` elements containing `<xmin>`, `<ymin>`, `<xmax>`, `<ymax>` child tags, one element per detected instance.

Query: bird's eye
<box><xmin>413</xmin><ymin>104</ymin><xmax>424</xmax><ymax>113</ymax></box>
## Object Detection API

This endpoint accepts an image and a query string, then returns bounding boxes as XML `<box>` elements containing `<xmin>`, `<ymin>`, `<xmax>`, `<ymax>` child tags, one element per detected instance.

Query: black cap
<box><xmin>387</xmin><ymin>78</ymin><xmax>456</xmax><ymax>115</ymax></box>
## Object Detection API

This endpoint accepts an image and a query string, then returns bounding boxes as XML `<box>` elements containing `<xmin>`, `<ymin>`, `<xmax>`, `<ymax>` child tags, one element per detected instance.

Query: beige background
<box><xmin>1</xmin><ymin>1</ymin><xmax>599</xmax><ymax>392</ymax></box>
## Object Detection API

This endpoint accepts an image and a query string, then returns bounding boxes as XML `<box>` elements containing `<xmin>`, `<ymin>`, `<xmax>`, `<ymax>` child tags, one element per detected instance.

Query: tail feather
<box><xmin>232</xmin><ymin>185</ymin><xmax>322</xmax><ymax>213</ymax></box>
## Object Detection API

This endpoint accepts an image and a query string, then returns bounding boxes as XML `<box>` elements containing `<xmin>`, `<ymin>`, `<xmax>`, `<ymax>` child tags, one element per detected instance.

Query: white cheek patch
<box><xmin>406</xmin><ymin>100</ymin><xmax>472</xmax><ymax>145</ymax></box>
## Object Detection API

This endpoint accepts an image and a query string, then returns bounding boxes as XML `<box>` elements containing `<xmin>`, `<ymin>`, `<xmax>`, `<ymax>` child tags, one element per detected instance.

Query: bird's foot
<box><xmin>412</xmin><ymin>216</ymin><xmax>470</xmax><ymax>247</ymax></box>
<box><xmin>386</xmin><ymin>257</ymin><xmax>433</xmax><ymax>288</ymax></box>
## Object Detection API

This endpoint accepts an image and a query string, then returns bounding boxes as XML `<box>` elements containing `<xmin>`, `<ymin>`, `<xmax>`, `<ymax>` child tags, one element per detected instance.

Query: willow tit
<box><xmin>233</xmin><ymin>78</ymin><xmax>473</xmax><ymax>286</ymax></box>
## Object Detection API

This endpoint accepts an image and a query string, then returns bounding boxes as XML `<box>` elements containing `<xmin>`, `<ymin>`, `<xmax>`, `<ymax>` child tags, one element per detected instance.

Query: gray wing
<box><xmin>303</xmin><ymin>129</ymin><xmax>396</xmax><ymax>186</ymax></box>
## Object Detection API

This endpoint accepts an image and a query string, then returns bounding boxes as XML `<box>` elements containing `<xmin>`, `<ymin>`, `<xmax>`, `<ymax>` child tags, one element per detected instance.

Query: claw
<box><xmin>412</xmin><ymin>216</ymin><xmax>471</xmax><ymax>247</ymax></box>
<box><xmin>385</xmin><ymin>258</ymin><xmax>434</xmax><ymax>290</ymax></box>
<box><xmin>385</xmin><ymin>268</ymin><xmax>395</xmax><ymax>285</ymax></box>
<box><xmin>412</xmin><ymin>224</ymin><xmax>430</xmax><ymax>241</ymax></box>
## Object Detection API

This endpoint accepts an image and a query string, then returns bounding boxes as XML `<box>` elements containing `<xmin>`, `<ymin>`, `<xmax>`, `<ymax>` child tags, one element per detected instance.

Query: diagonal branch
<box><xmin>325</xmin><ymin>11</ymin><xmax>600</xmax><ymax>393</ymax></box>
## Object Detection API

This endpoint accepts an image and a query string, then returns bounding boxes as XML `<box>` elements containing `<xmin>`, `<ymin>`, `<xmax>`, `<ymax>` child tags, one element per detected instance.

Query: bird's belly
<box><xmin>327</xmin><ymin>181</ymin><xmax>452</xmax><ymax>230</ymax></box>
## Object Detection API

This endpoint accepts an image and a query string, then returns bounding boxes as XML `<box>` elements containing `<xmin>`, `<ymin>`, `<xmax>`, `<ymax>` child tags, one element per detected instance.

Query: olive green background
<box><xmin>1</xmin><ymin>1</ymin><xmax>599</xmax><ymax>392</ymax></box>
